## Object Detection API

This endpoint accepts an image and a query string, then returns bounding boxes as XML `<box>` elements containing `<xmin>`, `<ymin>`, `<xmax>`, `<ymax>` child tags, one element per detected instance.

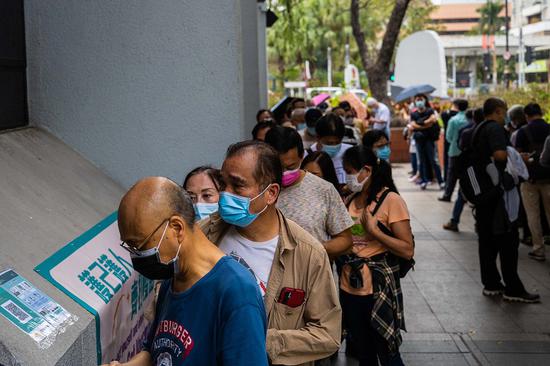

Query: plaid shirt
<box><xmin>367</xmin><ymin>254</ymin><xmax>405</xmax><ymax>355</ymax></box>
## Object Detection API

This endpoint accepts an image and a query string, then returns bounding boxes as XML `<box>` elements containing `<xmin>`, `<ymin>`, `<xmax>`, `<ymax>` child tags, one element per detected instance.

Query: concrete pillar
<box><xmin>239</xmin><ymin>0</ymin><xmax>268</xmax><ymax>139</ymax></box>
<box><xmin>468</xmin><ymin>55</ymin><xmax>478</xmax><ymax>90</ymax></box>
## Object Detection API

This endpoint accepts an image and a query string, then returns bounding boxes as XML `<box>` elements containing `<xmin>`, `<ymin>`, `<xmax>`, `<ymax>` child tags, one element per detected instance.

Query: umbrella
<box><xmin>270</xmin><ymin>96</ymin><xmax>293</xmax><ymax>123</ymax></box>
<box><xmin>339</xmin><ymin>93</ymin><xmax>367</xmax><ymax>120</ymax></box>
<box><xmin>312</xmin><ymin>93</ymin><xmax>330</xmax><ymax>106</ymax></box>
<box><xmin>394</xmin><ymin>84</ymin><xmax>436</xmax><ymax>103</ymax></box>
<box><xmin>390</xmin><ymin>85</ymin><xmax>404</xmax><ymax>99</ymax></box>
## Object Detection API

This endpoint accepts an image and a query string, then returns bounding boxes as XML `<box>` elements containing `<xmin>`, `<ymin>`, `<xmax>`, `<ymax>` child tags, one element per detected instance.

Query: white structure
<box><xmin>394</xmin><ymin>31</ymin><xmax>449</xmax><ymax>98</ymax></box>
<box><xmin>511</xmin><ymin>0</ymin><xmax>550</xmax><ymax>37</ymax></box>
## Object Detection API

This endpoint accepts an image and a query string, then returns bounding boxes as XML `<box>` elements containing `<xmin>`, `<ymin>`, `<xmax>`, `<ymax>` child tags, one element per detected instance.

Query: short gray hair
<box><xmin>162</xmin><ymin>181</ymin><xmax>195</xmax><ymax>227</ymax></box>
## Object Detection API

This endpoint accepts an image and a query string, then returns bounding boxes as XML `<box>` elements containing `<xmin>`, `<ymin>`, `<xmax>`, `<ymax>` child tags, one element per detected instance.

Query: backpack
<box><xmin>456</xmin><ymin>121</ymin><xmax>502</xmax><ymax>205</ymax></box>
<box><xmin>413</xmin><ymin>109</ymin><xmax>440</xmax><ymax>142</ymax></box>
<box><xmin>372</xmin><ymin>190</ymin><xmax>416</xmax><ymax>278</ymax></box>
<box><xmin>343</xmin><ymin>190</ymin><xmax>415</xmax><ymax>279</ymax></box>
<box><xmin>523</xmin><ymin>126</ymin><xmax>550</xmax><ymax>182</ymax></box>
<box><xmin>426</xmin><ymin>122</ymin><xmax>441</xmax><ymax>142</ymax></box>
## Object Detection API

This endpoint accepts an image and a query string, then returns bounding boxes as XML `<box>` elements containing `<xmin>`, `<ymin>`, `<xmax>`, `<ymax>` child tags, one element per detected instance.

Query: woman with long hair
<box><xmin>301</xmin><ymin>151</ymin><xmax>341</xmax><ymax>193</ymax></box>
<box><xmin>340</xmin><ymin>145</ymin><xmax>414</xmax><ymax>366</ymax></box>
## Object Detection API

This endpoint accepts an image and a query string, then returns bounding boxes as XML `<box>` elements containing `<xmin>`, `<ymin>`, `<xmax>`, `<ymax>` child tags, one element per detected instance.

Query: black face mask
<box><xmin>130</xmin><ymin>247</ymin><xmax>180</xmax><ymax>280</ymax></box>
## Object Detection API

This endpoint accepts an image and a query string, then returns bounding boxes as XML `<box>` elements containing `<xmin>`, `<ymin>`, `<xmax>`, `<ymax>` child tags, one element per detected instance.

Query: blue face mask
<box><xmin>307</xmin><ymin>127</ymin><xmax>317</xmax><ymax>136</ymax></box>
<box><xmin>218</xmin><ymin>185</ymin><xmax>270</xmax><ymax>227</ymax></box>
<box><xmin>194</xmin><ymin>202</ymin><xmax>218</xmax><ymax>221</ymax></box>
<box><xmin>415</xmin><ymin>100</ymin><xmax>425</xmax><ymax>109</ymax></box>
<box><xmin>322</xmin><ymin>143</ymin><xmax>342</xmax><ymax>158</ymax></box>
<box><xmin>375</xmin><ymin>145</ymin><xmax>391</xmax><ymax>161</ymax></box>
<box><xmin>297</xmin><ymin>123</ymin><xmax>307</xmax><ymax>131</ymax></box>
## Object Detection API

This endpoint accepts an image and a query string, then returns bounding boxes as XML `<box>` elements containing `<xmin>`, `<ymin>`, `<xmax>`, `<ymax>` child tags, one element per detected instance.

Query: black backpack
<box><xmin>372</xmin><ymin>190</ymin><xmax>416</xmax><ymax>278</ymax></box>
<box><xmin>344</xmin><ymin>190</ymin><xmax>416</xmax><ymax>278</ymax></box>
<box><xmin>413</xmin><ymin>109</ymin><xmax>440</xmax><ymax>142</ymax></box>
<box><xmin>523</xmin><ymin>126</ymin><xmax>550</xmax><ymax>182</ymax></box>
<box><xmin>456</xmin><ymin>121</ymin><xmax>502</xmax><ymax>205</ymax></box>
<box><xmin>427</xmin><ymin>122</ymin><xmax>441</xmax><ymax>141</ymax></box>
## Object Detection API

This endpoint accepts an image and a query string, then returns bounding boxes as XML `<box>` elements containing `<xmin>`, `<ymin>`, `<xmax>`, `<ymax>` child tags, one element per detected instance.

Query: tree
<box><xmin>475</xmin><ymin>0</ymin><xmax>505</xmax><ymax>86</ymax></box>
<box><xmin>267</xmin><ymin>0</ymin><xmax>435</xmax><ymax>96</ymax></box>
<box><xmin>267</xmin><ymin>0</ymin><xmax>353</xmax><ymax>87</ymax></box>
<box><xmin>476</xmin><ymin>0</ymin><xmax>504</xmax><ymax>36</ymax></box>
<box><xmin>351</xmin><ymin>0</ymin><xmax>412</xmax><ymax>103</ymax></box>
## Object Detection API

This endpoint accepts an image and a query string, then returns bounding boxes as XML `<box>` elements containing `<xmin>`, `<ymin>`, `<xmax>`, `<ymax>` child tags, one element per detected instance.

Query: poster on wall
<box><xmin>0</xmin><ymin>269</ymin><xmax>77</xmax><ymax>349</ymax></box>
<box><xmin>35</xmin><ymin>212</ymin><xmax>155</xmax><ymax>365</ymax></box>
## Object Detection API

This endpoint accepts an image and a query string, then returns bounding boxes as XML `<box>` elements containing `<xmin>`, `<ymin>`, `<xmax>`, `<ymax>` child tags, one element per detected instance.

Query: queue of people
<box><xmin>400</xmin><ymin>93</ymin><xmax>545</xmax><ymax>304</ymax></box>
<box><xmin>432</xmin><ymin>98</ymin><xmax>546</xmax><ymax>304</ymax></box>
<box><xmin>108</xmin><ymin>97</ymin><xmax>415</xmax><ymax>366</ymax></box>
<box><xmin>109</xmin><ymin>93</ymin><xmax>548</xmax><ymax>365</ymax></box>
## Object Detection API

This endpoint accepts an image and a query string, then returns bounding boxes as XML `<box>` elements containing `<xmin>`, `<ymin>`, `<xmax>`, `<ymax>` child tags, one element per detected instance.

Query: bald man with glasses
<box><xmin>106</xmin><ymin>177</ymin><xmax>268</xmax><ymax>366</ymax></box>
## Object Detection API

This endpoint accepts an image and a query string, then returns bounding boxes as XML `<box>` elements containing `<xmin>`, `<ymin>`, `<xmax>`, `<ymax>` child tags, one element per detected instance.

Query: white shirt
<box><xmin>309</xmin><ymin>142</ymin><xmax>353</xmax><ymax>184</ymax></box>
<box><xmin>373</xmin><ymin>102</ymin><xmax>391</xmax><ymax>139</ymax></box>
<box><xmin>218</xmin><ymin>227</ymin><xmax>278</xmax><ymax>296</ymax></box>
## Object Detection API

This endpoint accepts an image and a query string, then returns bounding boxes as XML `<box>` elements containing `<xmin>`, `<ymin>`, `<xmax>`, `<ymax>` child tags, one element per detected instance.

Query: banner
<box><xmin>344</xmin><ymin>64</ymin><xmax>361</xmax><ymax>89</ymax></box>
<box><xmin>35</xmin><ymin>212</ymin><xmax>155</xmax><ymax>365</ymax></box>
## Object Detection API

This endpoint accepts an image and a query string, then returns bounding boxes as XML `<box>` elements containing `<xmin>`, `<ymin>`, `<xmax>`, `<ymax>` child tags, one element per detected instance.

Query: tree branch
<box><xmin>350</xmin><ymin>0</ymin><xmax>371</xmax><ymax>70</ymax></box>
<box><xmin>375</xmin><ymin>0</ymin><xmax>412</xmax><ymax>70</ymax></box>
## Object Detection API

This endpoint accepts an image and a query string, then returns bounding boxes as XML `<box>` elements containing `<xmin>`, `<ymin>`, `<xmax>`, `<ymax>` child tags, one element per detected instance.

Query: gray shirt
<box><xmin>277</xmin><ymin>172</ymin><xmax>354</xmax><ymax>242</ymax></box>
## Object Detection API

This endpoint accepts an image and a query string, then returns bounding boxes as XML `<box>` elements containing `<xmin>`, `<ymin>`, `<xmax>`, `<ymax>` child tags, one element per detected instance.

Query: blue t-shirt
<box><xmin>143</xmin><ymin>256</ymin><xmax>268</xmax><ymax>366</ymax></box>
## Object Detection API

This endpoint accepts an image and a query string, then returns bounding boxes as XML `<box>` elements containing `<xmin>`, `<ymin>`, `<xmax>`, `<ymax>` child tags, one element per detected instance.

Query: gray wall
<box><xmin>25</xmin><ymin>0</ymin><xmax>266</xmax><ymax>188</ymax></box>
<box><xmin>240</xmin><ymin>2</ymin><xmax>268</xmax><ymax>137</ymax></box>
<box><xmin>0</xmin><ymin>128</ymin><xmax>124</xmax><ymax>366</ymax></box>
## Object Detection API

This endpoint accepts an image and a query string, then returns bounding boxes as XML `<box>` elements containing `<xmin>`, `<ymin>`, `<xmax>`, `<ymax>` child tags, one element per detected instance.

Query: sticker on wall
<box><xmin>0</xmin><ymin>269</ymin><xmax>77</xmax><ymax>349</ymax></box>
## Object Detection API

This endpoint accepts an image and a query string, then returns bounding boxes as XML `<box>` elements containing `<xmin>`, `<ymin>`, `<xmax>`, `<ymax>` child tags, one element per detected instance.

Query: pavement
<box><xmin>333</xmin><ymin>164</ymin><xmax>550</xmax><ymax>366</ymax></box>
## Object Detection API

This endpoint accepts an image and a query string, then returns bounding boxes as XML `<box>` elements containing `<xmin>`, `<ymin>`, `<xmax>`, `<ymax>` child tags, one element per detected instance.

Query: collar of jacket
<box><xmin>199</xmin><ymin>209</ymin><xmax>298</xmax><ymax>263</ymax></box>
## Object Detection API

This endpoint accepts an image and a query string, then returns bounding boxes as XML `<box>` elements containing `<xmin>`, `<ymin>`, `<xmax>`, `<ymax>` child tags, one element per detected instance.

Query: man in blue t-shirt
<box><xmin>105</xmin><ymin>177</ymin><xmax>268</xmax><ymax>366</ymax></box>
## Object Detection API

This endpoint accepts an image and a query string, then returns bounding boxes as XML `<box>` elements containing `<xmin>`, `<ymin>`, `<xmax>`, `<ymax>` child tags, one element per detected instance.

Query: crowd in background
<box><xmin>111</xmin><ymin>93</ymin><xmax>549</xmax><ymax>366</ymax></box>
<box><xmin>403</xmin><ymin>96</ymin><xmax>548</xmax><ymax>304</ymax></box>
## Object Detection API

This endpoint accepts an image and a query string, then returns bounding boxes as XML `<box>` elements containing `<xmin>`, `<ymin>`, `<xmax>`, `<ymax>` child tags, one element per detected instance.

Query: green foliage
<box><xmin>469</xmin><ymin>84</ymin><xmax>550</xmax><ymax>120</ymax></box>
<box><xmin>472</xmin><ymin>0</ymin><xmax>505</xmax><ymax>35</ymax></box>
<box><xmin>267</xmin><ymin>0</ymin><xmax>437</xmax><ymax>91</ymax></box>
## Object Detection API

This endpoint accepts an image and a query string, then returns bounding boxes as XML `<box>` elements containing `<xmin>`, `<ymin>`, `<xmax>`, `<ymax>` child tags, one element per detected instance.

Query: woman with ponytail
<box><xmin>340</xmin><ymin>145</ymin><xmax>414</xmax><ymax>366</ymax></box>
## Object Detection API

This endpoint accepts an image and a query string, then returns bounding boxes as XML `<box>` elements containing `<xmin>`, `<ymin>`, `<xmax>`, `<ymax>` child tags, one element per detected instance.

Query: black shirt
<box><xmin>441</xmin><ymin>109</ymin><xmax>458</xmax><ymax>129</ymax></box>
<box><xmin>515</xmin><ymin>119</ymin><xmax>550</xmax><ymax>153</ymax></box>
<box><xmin>475</xmin><ymin>120</ymin><xmax>508</xmax><ymax>161</ymax></box>
<box><xmin>411</xmin><ymin>108</ymin><xmax>435</xmax><ymax>125</ymax></box>
<box><xmin>458</xmin><ymin>122</ymin><xmax>475</xmax><ymax>151</ymax></box>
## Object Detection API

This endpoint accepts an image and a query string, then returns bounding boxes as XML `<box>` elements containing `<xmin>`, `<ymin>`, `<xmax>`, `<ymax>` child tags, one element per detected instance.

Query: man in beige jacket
<box><xmin>201</xmin><ymin>140</ymin><xmax>341</xmax><ymax>366</ymax></box>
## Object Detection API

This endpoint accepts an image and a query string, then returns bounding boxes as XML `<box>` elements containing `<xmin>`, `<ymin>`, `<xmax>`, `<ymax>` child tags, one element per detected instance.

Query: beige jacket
<box><xmin>201</xmin><ymin>210</ymin><xmax>342</xmax><ymax>366</ymax></box>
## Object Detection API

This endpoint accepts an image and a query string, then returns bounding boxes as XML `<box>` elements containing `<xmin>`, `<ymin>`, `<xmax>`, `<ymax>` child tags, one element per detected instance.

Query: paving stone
<box><xmin>473</xmin><ymin>340</ymin><xmax>550</xmax><ymax>353</ymax></box>
<box><xmin>400</xmin><ymin>339</ymin><xmax>461</xmax><ymax>353</ymax></box>
<box><xmin>401</xmin><ymin>353</ymin><xmax>472</xmax><ymax>366</ymax></box>
<box><xmin>484</xmin><ymin>353</ymin><xmax>550</xmax><ymax>366</ymax></box>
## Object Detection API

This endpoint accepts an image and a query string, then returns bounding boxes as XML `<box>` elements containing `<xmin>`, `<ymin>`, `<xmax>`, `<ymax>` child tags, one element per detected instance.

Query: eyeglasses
<box><xmin>120</xmin><ymin>218</ymin><xmax>169</xmax><ymax>256</ymax></box>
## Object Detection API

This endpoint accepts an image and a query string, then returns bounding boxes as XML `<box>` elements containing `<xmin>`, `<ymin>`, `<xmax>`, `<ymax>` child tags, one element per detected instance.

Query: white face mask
<box><xmin>346</xmin><ymin>170</ymin><xmax>369</xmax><ymax>193</ymax></box>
